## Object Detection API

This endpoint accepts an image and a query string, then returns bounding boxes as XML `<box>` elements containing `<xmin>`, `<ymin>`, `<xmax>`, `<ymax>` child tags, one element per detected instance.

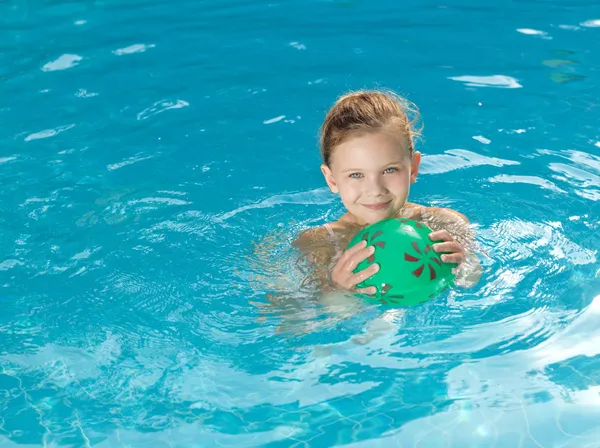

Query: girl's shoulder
<box><xmin>292</xmin><ymin>225</ymin><xmax>329</xmax><ymax>248</ymax></box>
<box><xmin>293</xmin><ymin>219</ymin><xmax>358</xmax><ymax>252</ymax></box>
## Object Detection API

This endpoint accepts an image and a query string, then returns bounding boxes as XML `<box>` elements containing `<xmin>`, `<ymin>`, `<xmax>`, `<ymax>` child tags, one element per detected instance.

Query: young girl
<box><xmin>294</xmin><ymin>89</ymin><xmax>482</xmax><ymax>294</ymax></box>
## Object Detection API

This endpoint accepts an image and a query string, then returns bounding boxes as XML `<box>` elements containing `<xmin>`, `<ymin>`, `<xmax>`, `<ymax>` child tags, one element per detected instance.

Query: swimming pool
<box><xmin>1</xmin><ymin>0</ymin><xmax>599</xmax><ymax>446</ymax></box>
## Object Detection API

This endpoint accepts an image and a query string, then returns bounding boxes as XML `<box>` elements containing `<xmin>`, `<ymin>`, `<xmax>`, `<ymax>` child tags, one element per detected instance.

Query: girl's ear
<box><xmin>410</xmin><ymin>151</ymin><xmax>421</xmax><ymax>184</ymax></box>
<box><xmin>321</xmin><ymin>164</ymin><xmax>339</xmax><ymax>193</ymax></box>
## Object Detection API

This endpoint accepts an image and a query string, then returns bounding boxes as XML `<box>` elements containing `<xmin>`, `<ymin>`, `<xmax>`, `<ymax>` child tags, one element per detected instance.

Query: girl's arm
<box><xmin>422</xmin><ymin>206</ymin><xmax>483</xmax><ymax>288</ymax></box>
<box><xmin>292</xmin><ymin>227</ymin><xmax>338</xmax><ymax>289</ymax></box>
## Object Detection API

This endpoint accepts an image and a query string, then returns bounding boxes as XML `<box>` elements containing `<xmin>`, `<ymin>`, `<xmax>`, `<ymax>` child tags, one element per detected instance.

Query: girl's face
<box><xmin>321</xmin><ymin>131</ymin><xmax>421</xmax><ymax>225</ymax></box>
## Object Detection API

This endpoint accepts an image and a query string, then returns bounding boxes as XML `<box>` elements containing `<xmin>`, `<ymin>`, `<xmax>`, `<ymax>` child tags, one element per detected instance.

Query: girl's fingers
<box><xmin>348</xmin><ymin>263</ymin><xmax>379</xmax><ymax>287</ymax></box>
<box><xmin>432</xmin><ymin>241</ymin><xmax>461</xmax><ymax>254</ymax></box>
<box><xmin>441</xmin><ymin>253</ymin><xmax>465</xmax><ymax>264</ymax></box>
<box><xmin>331</xmin><ymin>239</ymin><xmax>382</xmax><ymax>292</ymax></box>
<box><xmin>344</xmin><ymin>245</ymin><xmax>375</xmax><ymax>271</ymax></box>
<box><xmin>356</xmin><ymin>286</ymin><xmax>377</xmax><ymax>295</ymax></box>
<box><xmin>330</xmin><ymin>243</ymin><xmax>373</xmax><ymax>288</ymax></box>
<box><xmin>343</xmin><ymin>239</ymin><xmax>367</xmax><ymax>258</ymax></box>
<box><xmin>338</xmin><ymin>239</ymin><xmax>367</xmax><ymax>265</ymax></box>
<box><xmin>429</xmin><ymin>229</ymin><xmax>451</xmax><ymax>241</ymax></box>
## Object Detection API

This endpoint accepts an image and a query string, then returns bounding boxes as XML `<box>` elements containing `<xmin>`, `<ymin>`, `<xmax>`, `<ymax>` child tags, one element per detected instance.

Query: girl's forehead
<box><xmin>331</xmin><ymin>132</ymin><xmax>411</xmax><ymax>166</ymax></box>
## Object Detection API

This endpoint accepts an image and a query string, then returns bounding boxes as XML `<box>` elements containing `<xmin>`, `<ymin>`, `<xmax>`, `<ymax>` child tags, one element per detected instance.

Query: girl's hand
<box><xmin>429</xmin><ymin>229</ymin><xmax>465</xmax><ymax>265</ymax></box>
<box><xmin>330</xmin><ymin>240</ymin><xmax>379</xmax><ymax>294</ymax></box>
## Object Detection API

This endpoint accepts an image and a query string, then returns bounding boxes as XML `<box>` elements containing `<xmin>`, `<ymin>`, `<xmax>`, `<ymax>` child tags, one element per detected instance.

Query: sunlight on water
<box><xmin>1</xmin><ymin>0</ymin><xmax>600</xmax><ymax>446</ymax></box>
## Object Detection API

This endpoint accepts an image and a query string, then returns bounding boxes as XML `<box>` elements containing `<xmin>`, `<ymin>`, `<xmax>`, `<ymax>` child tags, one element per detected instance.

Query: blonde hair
<box><xmin>319</xmin><ymin>89</ymin><xmax>422</xmax><ymax>166</ymax></box>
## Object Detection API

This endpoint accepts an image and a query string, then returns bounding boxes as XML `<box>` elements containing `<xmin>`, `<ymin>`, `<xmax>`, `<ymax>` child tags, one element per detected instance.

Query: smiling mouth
<box><xmin>363</xmin><ymin>202</ymin><xmax>390</xmax><ymax>211</ymax></box>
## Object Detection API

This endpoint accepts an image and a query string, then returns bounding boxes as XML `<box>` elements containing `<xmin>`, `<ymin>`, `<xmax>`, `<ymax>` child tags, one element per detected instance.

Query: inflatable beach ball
<box><xmin>347</xmin><ymin>218</ymin><xmax>455</xmax><ymax>306</ymax></box>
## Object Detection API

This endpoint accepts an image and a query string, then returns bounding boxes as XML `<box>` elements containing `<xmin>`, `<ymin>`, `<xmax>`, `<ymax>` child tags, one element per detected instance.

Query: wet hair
<box><xmin>319</xmin><ymin>89</ymin><xmax>422</xmax><ymax>167</ymax></box>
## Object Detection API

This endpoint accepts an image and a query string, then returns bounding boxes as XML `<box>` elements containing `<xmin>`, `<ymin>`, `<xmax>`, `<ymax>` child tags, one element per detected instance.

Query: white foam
<box><xmin>419</xmin><ymin>149</ymin><xmax>520</xmax><ymax>175</ymax></box>
<box><xmin>449</xmin><ymin>75</ymin><xmax>522</xmax><ymax>89</ymax></box>
<box><xmin>472</xmin><ymin>135</ymin><xmax>491</xmax><ymax>144</ymax></box>
<box><xmin>128</xmin><ymin>197</ymin><xmax>191</xmax><ymax>206</ymax></box>
<box><xmin>72</xmin><ymin>249</ymin><xmax>92</xmax><ymax>260</ymax></box>
<box><xmin>112</xmin><ymin>43</ymin><xmax>155</xmax><ymax>56</ymax></box>
<box><xmin>263</xmin><ymin>115</ymin><xmax>285</xmax><ymax>124</ymax></box>
<box><xmin>107</xmin><ymin>154</ymin><xmax>156</xmax><ymax>171</ymax></box>
<box><xmin>24</xmin><ymin>124</ymin><xmax>75</xmax><ymax>141</ymax></box>
<box><xmin>580</xmin><ymin>19</ymin><xmax>600</xmax><ymax>27</ymax></box>
<box><xmin>136</xmin><ymin>100</ymin><xmax>189</xmax><ymax>120</ymax></box>
<box><xmin>217</xmin><ymin>187</ymin><xmax>335</xmax><ymax>221</ymax></box>
<box><xmin>42</xmin><ymin>54</ymin><xmax>82</xmax><ymax>72</ymax></box>
<box><xmin>488</xmin><ymin>174</ymin><xmax>567</xmax><ymax>194</ymax></box>
<box><xmin>75</xmin><ymin>89</ymin><xmax>98</xmax><ymax>98</ymax></box>
<box><xmin>0</xmin><ymin>259</ymin><xmax>24</xmax><ymax>270</ymax></box>
<box><xmin>517</xmin><ymin>28</ymin><xmax>546</xmax><ymax>35</ymax></box>
<box><xmin>289</xmin><ymin>42</ymin><xmax>306</xmax><ymax>50</ymax></box>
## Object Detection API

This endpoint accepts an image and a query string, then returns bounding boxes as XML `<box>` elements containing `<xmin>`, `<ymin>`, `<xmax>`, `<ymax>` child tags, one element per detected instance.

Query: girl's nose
<box><xmin>364</xmin><ymin>175</ymin><xmax>387</xmax><ymax>197</ymax></box>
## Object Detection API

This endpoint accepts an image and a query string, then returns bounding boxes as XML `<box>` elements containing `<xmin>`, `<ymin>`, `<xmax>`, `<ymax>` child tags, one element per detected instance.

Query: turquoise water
<box><xmin>1</xmin><ymin>0</ymin><xmax>600</xmax><ymax>446</ymax></box>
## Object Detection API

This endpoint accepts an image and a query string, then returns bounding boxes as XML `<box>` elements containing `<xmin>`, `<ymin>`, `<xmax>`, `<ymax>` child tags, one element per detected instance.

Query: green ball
<box><xmin>347</xmin><ymin>218</ymin><xmax>455</xmax><ymax>306</ymax></box>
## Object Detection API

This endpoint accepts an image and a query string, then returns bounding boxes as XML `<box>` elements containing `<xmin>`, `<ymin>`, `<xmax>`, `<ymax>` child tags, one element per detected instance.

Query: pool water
<box><xmin>1</xmin><ymin>0</ymin><xmax>600</xmax><ymax>446</ymax></box>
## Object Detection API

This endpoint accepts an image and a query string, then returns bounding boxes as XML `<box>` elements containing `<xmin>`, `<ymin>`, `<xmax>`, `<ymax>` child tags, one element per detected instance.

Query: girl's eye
<box><xmin>349</xmin><ymin>173</ymin><xmax>363</xmax><ymax>179</ymax></box>
<box><xmin>384</xmin><ymin>167</ymin><xmax>398</xmax><ymax>174</ymax></box>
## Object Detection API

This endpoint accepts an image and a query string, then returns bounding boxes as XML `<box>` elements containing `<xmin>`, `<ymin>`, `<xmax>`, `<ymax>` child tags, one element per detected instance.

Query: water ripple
<box><xmin>2</xmin><ymin>0</ymin><xmax>600</xmax><ymax>446</ymax></box>
<box><xmin>136</xmin><ymin>100</ymin><xmax>189</xmax><ymax>121</ymax></box>
<box><xmin>41</xmin><ymin>54</ymin><xmax>82</xmax><ymax>72</ymax></box>
<box><xmin>449</xmin><ymin>75</ymin><xmax>523</xmax><ymax>88</ymax></box>
<box><xmin>488</xmin><ymin>174</ymin><xmax>567</xmax><ymax>194</ymax></box>
<box><xmin>23</xmin><ymin>124</ymin><xmax>75</xmax><ymax>142</ymax></box>
<box><xmin>112</xmin><ymin>43</ymin><xmax>155</xmax><ymax>55</ymax></box>
<box><xmin>420</xmin><ymin>149</ymin><xmax>520</xmax><ymax>174</ymax></box>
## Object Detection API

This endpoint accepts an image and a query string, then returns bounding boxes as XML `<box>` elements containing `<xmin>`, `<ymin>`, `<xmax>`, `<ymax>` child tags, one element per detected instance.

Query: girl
<box><xmin>295</xmin><ymin>90</ymin><xmax>482</xmax><ymax>294</ymax></box>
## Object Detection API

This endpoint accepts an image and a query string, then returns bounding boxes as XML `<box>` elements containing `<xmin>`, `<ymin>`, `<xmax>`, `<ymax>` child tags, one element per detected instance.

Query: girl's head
<box><xmin>319</xmin><ymin>90</ymin><xmax>422</xmax><ymax>225</ymax></box>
